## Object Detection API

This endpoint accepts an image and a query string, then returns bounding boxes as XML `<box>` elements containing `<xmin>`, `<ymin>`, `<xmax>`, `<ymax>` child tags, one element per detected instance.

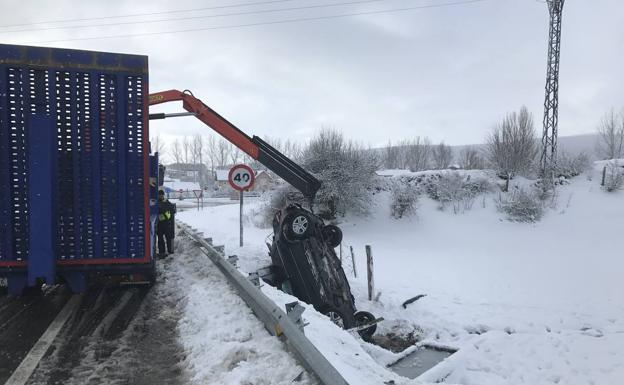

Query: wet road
<box><xmin>0</xmin><ymin>276</ymin><xmax>188</xmax><ymax>385</ymax></box>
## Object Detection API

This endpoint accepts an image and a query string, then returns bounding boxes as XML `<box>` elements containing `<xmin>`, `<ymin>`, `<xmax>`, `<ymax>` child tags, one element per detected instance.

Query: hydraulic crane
<box><xmin>148</xmin><ymin>89</ymin><xmax>320</xmax><ymax>200</ymax></box>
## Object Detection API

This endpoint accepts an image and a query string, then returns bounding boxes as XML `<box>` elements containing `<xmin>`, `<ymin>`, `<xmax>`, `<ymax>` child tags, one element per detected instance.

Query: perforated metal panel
<box><xmin>6</xmin><ymin>68</ymin><xmax>30</xmax><ymax>262</ymax></box>
<box><xmin>0</xmin><ymin>44</ymin><xmax>149</xmax><ymax>267</ymax></box>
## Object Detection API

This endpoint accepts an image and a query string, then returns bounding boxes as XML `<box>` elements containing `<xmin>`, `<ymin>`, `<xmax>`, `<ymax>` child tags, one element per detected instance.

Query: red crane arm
<box><xmin>148</xmin><ymin>89</ymin><xmax>321</xmax><ymax>199</ymax></box>
<box><xmin>148</xmin><ymin>89</ymin><xmax>259</xmax><ymax>159</ymax></box>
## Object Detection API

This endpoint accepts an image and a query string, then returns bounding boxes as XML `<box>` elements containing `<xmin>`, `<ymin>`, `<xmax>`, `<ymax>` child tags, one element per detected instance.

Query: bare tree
<box><xmin>229</xmin><ymin>142</ymin><xmax>242</xmax><ymax>165</ymax></box>
<box><xmin>596</xmin><ymin>109</ymin><xmax>624</xmax><ymax>160</ymax></box>
<box><xmin>384</xmin><ymin>140</ymin><xmax>400</xmax><ymax>169</ymax></box>
<box><xmin>183</xmin><ymin>136</ymin><xmax>191</xmax><ymax>164</ymax></box>
<box><xmin>486</xmin><ymin>106</ymin><xmax>538</xmax><ymax>182</ymax></box>
<box><xmin>191</xmin><ymin>135</ymin><xmax>205</xmax><ymax>183</ymax></box>
<box><xmin>283</xmin><ymin>139</ymin><xmax>303</xmax><ymax>161</ymax></box>
<box><xmin>401</xmin><ymin>137</ymin><xmax>431</xmax><ymax>171</ymax></box>
<box><xmin>171</xmin><ymin>138</ymin><xmax>183</xmax><ymax>165</ymax></box>
<box><xmin>192</xmin><ymin>135</ymin><xmax>204</xmax><ymax>164</ymax></box>
<box><xmin>150</xmin><ymin>135</ymin><xmax>167</xmax><ymax>161</ymax></box>
<box><xmin>264</xmin><ymin>136</ymin><xmax>305</xmax><ymax>162</ymax></box>
<box><xmin>432</xmin><ymin>142</ymin><xmax>453</xmax><ymax>169</ymax></box>
<box><xmin>459</xmin><ymin>146</ymin><xmax>484</xmax><ymax>170</ymax></box>
<box><xmin>216</xmin><ymin>138</ymin><xmax>229</xmax><ymax>167</ymax></box>
<box><xmin>205</xmin><ymin>134</ymin><xmax>218</xmax><ymax>172</ymax></box>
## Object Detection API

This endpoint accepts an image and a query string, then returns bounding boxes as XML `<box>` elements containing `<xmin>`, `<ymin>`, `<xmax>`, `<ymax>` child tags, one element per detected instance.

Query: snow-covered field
<box><xmin>177</xmin><ymin>163</ymin><xmax>624</xmax><ymax>385</ymax></box>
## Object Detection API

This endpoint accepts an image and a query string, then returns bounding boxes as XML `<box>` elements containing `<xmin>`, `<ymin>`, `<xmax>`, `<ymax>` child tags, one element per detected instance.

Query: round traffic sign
<box><xmin>228</xmin><ymin>164</ymin><xmax>255</xmax><ymax>191</ymax></box>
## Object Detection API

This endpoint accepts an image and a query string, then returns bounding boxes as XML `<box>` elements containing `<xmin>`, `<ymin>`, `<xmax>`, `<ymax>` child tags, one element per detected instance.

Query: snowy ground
<box><xmin>165</xmin><ymin>235</ymin><xmax>316</xmax><ymax>385</ymax></box>
<box><xmin>177</xmin><ymin>163</ymin><xmax>624</xmax><ymax>385</ymax></box>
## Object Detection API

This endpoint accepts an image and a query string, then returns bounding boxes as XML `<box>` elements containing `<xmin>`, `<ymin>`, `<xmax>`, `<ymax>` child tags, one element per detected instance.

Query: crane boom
<box><xmin>148</xmin><ymin>89</ymin><xmax>321</xmax><ymax>199</ymax></box>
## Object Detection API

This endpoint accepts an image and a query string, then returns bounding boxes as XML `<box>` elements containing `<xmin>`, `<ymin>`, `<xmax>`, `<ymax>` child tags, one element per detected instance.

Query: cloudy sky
<box><xmin>2</xmin><ymin>0</ymin><xmax>623</xmax><ymax>149</ymax></box>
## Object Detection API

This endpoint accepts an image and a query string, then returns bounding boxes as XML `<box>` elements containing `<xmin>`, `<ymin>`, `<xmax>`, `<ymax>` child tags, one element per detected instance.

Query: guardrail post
<box><xmin>248</xmin><ymin>271</ymin><xmax>260</xmax><ymax>286</ymax></box>
<box><xmin>285</xmin><ymin>302</ymin><xmax>306</xmax><ymax>333</ymax></box>
<box><xmin>227</xmin><ymin>255</ymin><xmax>239</xmax><ymax>267</ymax></box>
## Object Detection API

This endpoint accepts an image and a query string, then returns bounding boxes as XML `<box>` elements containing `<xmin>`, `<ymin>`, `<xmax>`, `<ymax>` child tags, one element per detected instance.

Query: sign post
<box><xmin>192</xmin><ymin>189</ymin><xmax>203</xmax><ymax>211</ymax></box>
<box><xmin>228</xmin><ymin>164</ymin><xmax>255</xmax><ymax>247</ymax></box>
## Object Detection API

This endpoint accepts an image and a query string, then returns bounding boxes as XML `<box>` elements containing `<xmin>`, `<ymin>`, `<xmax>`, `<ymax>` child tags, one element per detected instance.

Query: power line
<box><xmin>0</xmin><ymin>0</ymin><xmax>302</xmax><ymax>29</ymax></box>
<box><xmin>2</xmin><ymin>0</ymin><xmax>397</xmax><ymax>34</ymax></box>
<box><xmin>27</xmin><ymin>0</ymin><xmax>490</xmax><ymax>44</ymax></box>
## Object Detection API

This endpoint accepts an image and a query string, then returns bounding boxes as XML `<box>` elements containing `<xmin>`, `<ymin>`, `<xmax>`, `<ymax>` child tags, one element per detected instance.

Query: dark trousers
<box><xmin>157</xmin><ymin>230</ymin><xmax>173</xmax><ymax>254</ymax></box>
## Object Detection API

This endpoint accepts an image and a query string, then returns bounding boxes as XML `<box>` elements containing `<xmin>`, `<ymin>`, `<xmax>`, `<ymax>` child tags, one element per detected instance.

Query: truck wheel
<box><xmin>322</xmin><ymin>225</ymin><xmax>343</xmax><ymax>248</ymax></box>
<box><xmin>354</xmin><ymin>311</ymin><xmax>377</xmax><ymax>339</ymax></box>
<box><xmin>282</xmin><ymin>211</ymin><xmax>312</xmax><ymax>242</ymax></box>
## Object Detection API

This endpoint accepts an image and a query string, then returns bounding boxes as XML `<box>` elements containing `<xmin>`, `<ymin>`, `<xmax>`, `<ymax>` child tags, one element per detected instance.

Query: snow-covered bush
<box><xmin>495</xmin><ymin>187</ymin><xmax>543</xmax><ymax>222</ymax></box>
<box><xmin>557</xmin><ymin>151</ymin><xmax>591</xmax><ymax>178</ymax></box>
<box><xmin>485</xmin><ymin>106</ymin><xmax>538</xmax><ymax>179</ymax></box>
<box><xmin>303</xmin><ymin>129</ymin><xmax>379</xmax><ymax>219</ymax></box>
<box><xmin>603</xmin><ymin>161</ymin><xmax>624</xmax><ymax>192</ymax></box>
<box><xmin>428</xmin><ymin>172</ymin><xmax>492</xmax><ymax>214</ymax></box>
<box><xmin>390</xmin><ymin>181</ymin><xmax>418</xmax><ymax>219</ymax></box>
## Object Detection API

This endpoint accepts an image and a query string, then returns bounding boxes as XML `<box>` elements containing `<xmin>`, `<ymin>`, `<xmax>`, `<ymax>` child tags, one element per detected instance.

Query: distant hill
<box><xmin>451</xmin><ymin>133</ymin><xmax>599</xmax><ymax>159</ymax></box>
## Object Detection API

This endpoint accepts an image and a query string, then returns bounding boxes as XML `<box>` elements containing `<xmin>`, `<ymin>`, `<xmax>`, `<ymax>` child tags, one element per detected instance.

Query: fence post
<box><xmin>601</xmin><ymin>165</ymin><xmax>607</xmax><ymax>186</ymax></box>
<box><xmin>350</xmin><ymin>246</ymin><xmax>357</xmax><ymax>278</ymax></box>
<box><xmin>366</xmin><ymin>245</ymin><xmax>374</xmax><ymax>301</ymax></box>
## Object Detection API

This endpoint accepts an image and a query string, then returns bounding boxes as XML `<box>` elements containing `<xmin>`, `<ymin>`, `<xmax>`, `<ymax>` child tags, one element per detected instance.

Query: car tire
<box><xmin>282</xmin><ymin>211</ymin><xmax>312</xmax><ymax>242</ymax></box>
<box><xmin>354</xmin><ymin>311</ymin><xmax>377</xmax><ymax>339</ymax></box>
<box><xmin>322</xmin><ymin>307</ymin><xmax>347</xmax><ymax>329</ymax></box>
<box><xmin>322</xmin><ymin>225</ymin><xmax>343</xmax><ymax>248</ymax></box>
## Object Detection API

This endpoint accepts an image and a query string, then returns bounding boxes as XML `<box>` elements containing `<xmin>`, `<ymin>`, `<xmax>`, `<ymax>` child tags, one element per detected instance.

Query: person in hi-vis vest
<box><xmin>157</xmin><ymin>189</ymin><xmax>175</xmax><ymax>256</ymax></box>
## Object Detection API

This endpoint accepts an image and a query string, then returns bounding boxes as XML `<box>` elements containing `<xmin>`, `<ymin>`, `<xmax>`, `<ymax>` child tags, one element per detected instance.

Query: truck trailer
<box><xmin>0</xmin><ymin>44</ymin><xmax>157</xmax><ymax>295</ymax></box>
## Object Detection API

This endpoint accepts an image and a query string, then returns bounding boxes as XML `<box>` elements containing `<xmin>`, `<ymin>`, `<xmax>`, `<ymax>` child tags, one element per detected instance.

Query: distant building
<box><xmin>253</xmin><ymin>170</ymin><xmax>273</xmax><ymax>192</ymax></box>
<box><xmin>166</xmin><ymin>163</ymin><xmax>212</xmax><ymax>188</ymax></box>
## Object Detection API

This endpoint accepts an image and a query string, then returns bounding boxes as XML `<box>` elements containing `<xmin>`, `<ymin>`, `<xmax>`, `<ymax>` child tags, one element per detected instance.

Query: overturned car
<box><xmin>261</xmin><ymin>204</ymin><xmax>377</xmax><ymax>338</ymax></box>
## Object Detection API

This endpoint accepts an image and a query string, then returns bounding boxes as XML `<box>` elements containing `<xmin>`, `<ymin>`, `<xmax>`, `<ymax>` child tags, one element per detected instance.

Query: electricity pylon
<box><xmin>540</xmin><ymin>0</ymin><xmax>565</xmax><ymax>177</ymax></box>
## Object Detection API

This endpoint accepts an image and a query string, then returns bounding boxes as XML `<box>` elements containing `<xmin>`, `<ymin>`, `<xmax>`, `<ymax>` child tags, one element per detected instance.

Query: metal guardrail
<box><xmin>177</xmin><ymin>222</ymin><xmax>349</xmax><ymax>385</ymax></box>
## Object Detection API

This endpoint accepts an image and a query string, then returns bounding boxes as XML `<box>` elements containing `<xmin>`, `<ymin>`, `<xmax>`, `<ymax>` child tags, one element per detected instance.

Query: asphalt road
<box><xmin>0</xmin><ymin>279</ymin><xmax>188</xmax><ymax>385</ymax></box>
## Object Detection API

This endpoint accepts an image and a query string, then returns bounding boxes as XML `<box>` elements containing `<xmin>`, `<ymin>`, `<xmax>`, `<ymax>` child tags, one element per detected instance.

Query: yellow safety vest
<box><xmin>159</xmin><ymin>211</ymin><xmax>171</xmax><ymax>222</ymax></box>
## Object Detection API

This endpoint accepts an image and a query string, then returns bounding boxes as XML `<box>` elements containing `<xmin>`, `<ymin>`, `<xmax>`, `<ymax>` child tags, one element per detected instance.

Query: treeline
<box><xmin>150</xmin><ymin>134</ymin><xmax>304</xmax><ymax>173</ymax></box>
<box><xmin>151</xmin><ymin>105</ymin><xmax>623</xmax><ymax>182</ymax></box>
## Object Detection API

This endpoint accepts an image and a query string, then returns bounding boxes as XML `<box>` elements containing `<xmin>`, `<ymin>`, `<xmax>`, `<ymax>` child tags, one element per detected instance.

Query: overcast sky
<box><xmin>2</xmin><ymin>0</ymin><xmax>623</xmax><ymax>149</ymax></box>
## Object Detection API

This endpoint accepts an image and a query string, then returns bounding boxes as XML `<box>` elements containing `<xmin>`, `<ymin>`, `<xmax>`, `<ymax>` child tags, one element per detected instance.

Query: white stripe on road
<box><xmin>4</xmin><ymin>294</ymin><xmax>82</xmax><ymax>385</ymax></box>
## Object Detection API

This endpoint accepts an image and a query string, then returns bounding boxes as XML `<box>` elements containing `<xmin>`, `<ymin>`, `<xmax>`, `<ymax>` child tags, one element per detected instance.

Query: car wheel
<box><xmin>322</xmin><ymin>225</ymin><xmax>343</xmax><ymax>248</ymax></box>
<box><xmin>354</xmin><ymin>311</ymin><xmax>377</xmax><ymax>339</ymax></box>
<box><xmin>323</xmin><ymin>308</ymin><xmax>346</xmax><ymax>329</ymax></box>
<box><xmin>282</xmin><ymin>211</ymin><xmax>312</xmax><ymax>241</ymax></box>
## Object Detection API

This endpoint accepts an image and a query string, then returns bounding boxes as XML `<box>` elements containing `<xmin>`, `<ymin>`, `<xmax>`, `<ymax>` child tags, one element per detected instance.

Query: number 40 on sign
<box><xmin>228</xmin><ymin>164</ymin><xmax>255</xmax><ymax>191</ymax></box>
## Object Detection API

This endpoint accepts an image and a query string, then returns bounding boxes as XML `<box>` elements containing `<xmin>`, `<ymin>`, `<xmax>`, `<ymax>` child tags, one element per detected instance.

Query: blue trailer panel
<box><xmin>0</xmin><ymin>44</ymin><xmax>156</xmax><ymax>294</ymax></box>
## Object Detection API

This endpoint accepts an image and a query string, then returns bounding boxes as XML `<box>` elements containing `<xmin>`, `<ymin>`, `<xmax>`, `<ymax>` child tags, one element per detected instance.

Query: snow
<box><xmin>164</xmin><ymin>179</ymin><xmax>201</xmax><ymax>191</ymax></box>
<box><xmin>162</xmin><ymin>236</ymin><xmax>316</xmax><ymax>385</ymax></box>
<box><xmin>177</xmin><ymin>165</ymin><xmax>624</xmax><ymax>385</ymax></box>
<box><xmin>215</xmin><ymin>169</ymin><xmax>230</xmax><ymax>181</ymax></box>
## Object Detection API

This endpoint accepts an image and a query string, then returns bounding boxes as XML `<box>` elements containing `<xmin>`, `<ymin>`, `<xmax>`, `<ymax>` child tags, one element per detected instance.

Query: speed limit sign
<box><xmin>228</xmin><ymin>164</ymin><xmax>255</xmax><ymax>191</ymax></box>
